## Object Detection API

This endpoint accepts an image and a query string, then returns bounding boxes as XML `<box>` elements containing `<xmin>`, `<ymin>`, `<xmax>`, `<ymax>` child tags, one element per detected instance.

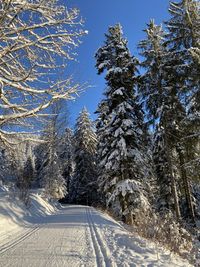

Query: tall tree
<box><xmin>166</xmin><ymin>0</ymin><xmax>199</xmax><ymax>49</ymax></box>
<box><xmin>0</xmin><ymin>0</ymin><xmax>86</xmax><ymax>145</ymax></box>
<box><xmin>18</xmin><ymin>155</ymin><xmax>35</xmax><ymax>204</ymax></box>
<box><xmin>70</xmin><ymin>107</ymin><xmax>97</xmax><ymax>205</ymax></box>
<box><xmin>95</xmin><ymin>24</ymin><xmax>151</xmax><ymax>222</ymax></box>
<box><xmin>138</xmin><ymin>20</ymin><xmax>183</xmax><ymax>220</ymax></box>
<box><xmin>165</xmin><ymin>0</ymin><xmax>200</xmax><ymax>222</ymax></box>
<box><xmin>58</xmin><ymin>127</ymin><xmax>74</xmax><ymax>198</ymax></box>
<box><xmin>165</xmin><ymin>0</ymin><xmax>200</xmax><ymax>118</ymax></box>
<box><xmin>165</xmin><ymin>0</ymin><xmax>200</xmax><ymax>141</ymax></box>
<box><xmin>35</xmin><ymin>102</ymin><xmax>67</xmax><ymax>199</ymax></box>
<box><xmin>95</xmin><ymin>99</ymin><xmax>110</xmax><ymax>206</ymax></box>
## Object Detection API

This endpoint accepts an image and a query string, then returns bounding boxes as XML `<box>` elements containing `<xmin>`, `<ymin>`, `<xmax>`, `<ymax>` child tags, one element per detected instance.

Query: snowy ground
<box><xmin>0</xmin><ymin>192</ymin><xmax>192</xmax><ymax>267</ymax></box>
<box><xmin>0</xmin><ymin>188</ymin><xmax>56</xmax><ymax>247</ymax></box>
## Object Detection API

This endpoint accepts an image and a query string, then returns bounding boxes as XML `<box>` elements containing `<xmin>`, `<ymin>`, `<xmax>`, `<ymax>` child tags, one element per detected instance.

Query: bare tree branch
<box><xmin>0</xmin><ymin>0</ymin><xmax>87</xmax><ymax>145</ymax></box>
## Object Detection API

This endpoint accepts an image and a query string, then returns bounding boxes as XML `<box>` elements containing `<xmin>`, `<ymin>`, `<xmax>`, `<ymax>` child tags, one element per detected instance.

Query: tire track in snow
<box><xmin>86</xmin><ymin>207</ymin><xmax>117</xmax><ymax>267</ymax></box>
<box><xmin>0</xmin><ymin>226</ymin><xmax>40</xmax><ymax>254</ymax></box>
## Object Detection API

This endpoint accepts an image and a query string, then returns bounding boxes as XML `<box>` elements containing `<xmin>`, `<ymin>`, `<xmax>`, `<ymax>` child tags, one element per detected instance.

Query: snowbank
<box><xmin>95</xmin><ymin>209</ymin><xmax>193</xmax><ymax>267</ymax></box>
<box><xmin>0</xmin><ymin>189</ymin><xmax>57</xmax><ymax>246</ymax></box>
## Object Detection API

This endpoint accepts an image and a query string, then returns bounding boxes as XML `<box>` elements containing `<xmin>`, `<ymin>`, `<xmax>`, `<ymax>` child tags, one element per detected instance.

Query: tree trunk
<box><xmin>176</xmin><ymin>145</ymin><xmax>195</xmax><ymax>223</ymax></box>
<box><xmin>170</xmin><ymin>165</ymin><xmax>181</xmax><ymax>221</ymax></box>
<box><xmin>164</xmin><ymin>123</ymin><xmax>181</xmax><ymax>221</ymax></box>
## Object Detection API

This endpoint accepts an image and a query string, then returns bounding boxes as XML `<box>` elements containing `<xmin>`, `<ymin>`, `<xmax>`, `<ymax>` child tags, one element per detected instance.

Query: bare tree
<box><xmin>0</xmin><ymin>0</ymin><xmax>86</xmax><ymax>145</ymax></box>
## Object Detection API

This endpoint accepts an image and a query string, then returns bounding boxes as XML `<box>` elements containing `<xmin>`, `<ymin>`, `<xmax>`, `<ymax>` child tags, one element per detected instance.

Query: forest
<box><xmin>0</xmin><ymin>0</ymin><xmax>199</xmax><ymax>264</ymax></box>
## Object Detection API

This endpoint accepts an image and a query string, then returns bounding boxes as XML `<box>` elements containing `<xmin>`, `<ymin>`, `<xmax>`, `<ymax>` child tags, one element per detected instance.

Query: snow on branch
<box><xmin>0</xmin><ymin>0</ymin><xmax>87</xmax><ymax>144</ymax></box>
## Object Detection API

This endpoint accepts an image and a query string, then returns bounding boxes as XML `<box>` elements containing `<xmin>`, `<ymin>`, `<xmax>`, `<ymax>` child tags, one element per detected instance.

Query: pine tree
<box><xmin>58</xmin><ymin>127</ymin><xmax>74</xmax><ymax>197</ymax></box>
<box><xmin>138</xmin><ymin>20</ymin><xmax>184</xmax><ymax>219</ymax></box>
<box><xmin>23</xmin><ymin>156</ymin><xmax>35</xmax><ymax>187</ymax></box>
<box><xmin>153</xmin><ymin>126</ymin><xmax>174</xmax><ymax>213</ymax></box>
<box><xmin>35</xmin><ymin>102</ymin><xmax>67</xmax><ymax>199</ymax></box>
<box><xmin>70</xmin><ymin>107</ymin><xmax>97</xmax><ymax>205</ymax></box>
<box><xmin>165</xmin><ymin>0</ymin><xmax>200</xmax><ymax>222</ymax></box>
<box><xmin>37</xmin><ymin>134</ymin><xmax>66</xmax><ymax>199</ymax></box>
<box><xmin>0</xmin><ymin>146</ymin><xmax>17</xmax><ymax>183</ymax></box>
<box><xmin>165</xmin><ymin>0</ymin><xmax>200</xmax><ymax>140</ymax></box>
<box><xmin>138</xmin><ymin>20</ymin><xmax>166</xmax><ymax>124</ymax></box>
<box><xmin>166</xmin><ymin>0</ymin><xmax>199</xmax><ymax>50</ymax></box>
<box><xmin>165</xmin><ymin>0</ymin><xmax>200</xmax><ymax>116</ymax></box>
<box><xmin>95</xmin><ymin>24</ymin><xmax>151</xmax><ymax>222</ymax></box>
<box><xmin>95</xmin><ymin>99</ymin><xmax>110</xmax><ymax>206</ymax></box>
<box><xmin>43</xmin><ymin>151</ymin><xmax>66</xmax><ymax>199</ymax></box>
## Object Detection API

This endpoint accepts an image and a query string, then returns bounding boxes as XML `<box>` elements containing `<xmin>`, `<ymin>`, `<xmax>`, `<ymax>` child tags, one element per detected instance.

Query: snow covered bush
<box><xmin>45</xmin><ymin>172</ymin><xmax>66</xmax><ymax>200</ymax></box>
<box><xmin>42</xmin><ymin>157</ymin><xmax>67</xmax><ymax>200</ymax></box>
<box><xmin>132</xmin><ymin>211</ymin><xmax>193</xmax><ymax>257</ymax></box>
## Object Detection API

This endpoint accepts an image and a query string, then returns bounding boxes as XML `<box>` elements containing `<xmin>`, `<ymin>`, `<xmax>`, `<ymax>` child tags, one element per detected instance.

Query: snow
<box><xmin>122</xmin><ymin>119</ymin><xmax>133</xmax><ymax>128</ymax></box>
<box><xmin>107</xmin><ymin>150</ymin><xmax>119</xmax><ymax>161</ymax></box>
<box><xmin>118</xmin><ymin>137</ymin><xmax>127</xmax><ymax>155</ymax></box>
<box><xmin>112</xmin><ymin>88</ymin><xmax>124</xmax><ymax>96</ymax></box>
<box><xmin>107</xmin><ymin>67</ymin><xmax>122</xmax><ymax>76</ymax></box>
<box><xmin>0</xmin><ymin>192</ymin><xmax>192</xmax><ymax>267</ymax></box>
<box><xmin>98</xmin><ymin>62</ymin><xmax>108</xmax><ymax>70</ymax></box>
<box><xmin>0</xmin><ymin>190</ymin><xmax>57</xmax><ymax>247</ymax></box>
<box><xmin>114</xmin><ymin>127</ymin><xmax>124</xmax><ymax>137</ymax></box>
<box><xmin>112</xmin><ymin>179</ymin><xmax>141</xmax><ymax>198</ymax></box>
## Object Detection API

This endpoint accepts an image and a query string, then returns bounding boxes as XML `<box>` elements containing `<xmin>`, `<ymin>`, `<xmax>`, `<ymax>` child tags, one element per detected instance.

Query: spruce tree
<box><xmin>165</xmin><ymin>0</ymin><xmax>200</xmax><ymax>137</ymax></box>
<box><xmin>138</xmin><ymin>20</ymin><xmax>166</xmax><ymax>124</ymax></box>
<box><xmin>165</xmin><ymin>0</ymin><xmax>200</xmax><ymax>116</ymax></box>
<box><xmin>37</xmin><ymin>135</ymin><xmax>66</xmax><ymax>199</ymax></box>
<box><xmin>35</xmin><ymin>103</ymin><xmax>67</xmax><ymax>199</ymax></box>
<box><xmin>165</xmin><ymin>0</ymin><xmax>200</xmax><ymax>222</ymax></box>
<box><xmin>43</xmin><ymin>151</ymin><xmax>66</xmax><ymax>199</ymax></box>
<box><xmin>95</xmin><ymin>24</ymin><xmax>151</xmax><ymax>222</ymax></box>
<box><xmin>70</xmin><ymin>107</ymin><xmax>97</xmax><ymax>205</ymax></box>
<box><xmin>138</xmin><ymin>20</ymin><xmax>184</xmax><ymax>219</ymax></box>
<box><xmin>23</xmin><ymin>156</ymin><xmax>35</xmax><ymax>188</ymax></box>
<box><xmin>166</xmin><ymin>0</ymin><xmax>199</xmax><ymax>50</ymax></box>
<box><xmin>58</xmin><ymin>127</ymin><xmax>74</xmax><ymax>197</ymax></box>
<box><xmin>95</xmin><ymin>100</ymin><xmax>110</xmax><ymax>206</ymax></box>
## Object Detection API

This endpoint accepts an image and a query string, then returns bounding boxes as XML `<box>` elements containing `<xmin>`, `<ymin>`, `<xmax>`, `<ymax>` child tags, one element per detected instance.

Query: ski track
<box><xmin>0</xmin><ymin>206</ymin><xmax>96</xmax><ymax>267</ymax></box>
<box><xmin>0</xmin><ymin>226</ymin><xmax>40</xmax><ymax>254</ymax></box>
<box><xmin>0</xmin><ymin>205</ymin><xmax>191</xmax><ymax>267</ymax></box>
<box><xmin>86</xmin><ymin>207</ymin><xmax>117</xmax><ymax>267</ymax></box>
<box><xmin>0</xmin><ymin>205</ymin><xmax>116</xmax><ymax>267</ymax></box>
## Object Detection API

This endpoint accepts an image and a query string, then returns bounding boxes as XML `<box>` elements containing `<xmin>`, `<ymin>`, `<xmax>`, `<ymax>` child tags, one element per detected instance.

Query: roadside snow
<box><xmin>95</xmin><ymin>209</ymin><xmax>192</xmax><ymax>267</ymax></box>
<box><xmin>0</xmin><ymin>190</ymin><xmax>56</xmax><ymax>247</ymax></box>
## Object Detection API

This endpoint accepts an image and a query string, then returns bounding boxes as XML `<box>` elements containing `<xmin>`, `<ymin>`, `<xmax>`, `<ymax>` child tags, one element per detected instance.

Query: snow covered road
<box><xmin>0</xmin><ymin>205</ymin><xmax>191</xmax><ymax>267</ymax></box>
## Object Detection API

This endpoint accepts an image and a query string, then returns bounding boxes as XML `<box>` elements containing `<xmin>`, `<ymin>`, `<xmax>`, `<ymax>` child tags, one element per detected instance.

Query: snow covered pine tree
<box><xmin>35</xmin><ymin>106</ymin><xmax>67</xmax><ymax>200</ymax></box>
<box><xmin>138</xmin><ymin>4</ymin><xmax>200</xmax><ymax>222</ymax></box>
<box><xmin>138</xmin><ymin>20</ymin><xmax>182</xmax><ymax>219</ymax></box>
<box><xmin>58</xmin><ymin>128</ymin><xmax>74</xmax><ymax>201</ymax></box>
<box><xmin>70</xmin><ymin>108</ymin><xmax>98</xmax><ymax>205</ymax></box>
<box><xmin>165</xmin><ymin>0</ymin><xmax>200</xmax><ymax>222</ymax></box>
<box><xmin>95</xmin><ymin>24</ymin><xmax>151</xmax><ymax>224</ymax></box>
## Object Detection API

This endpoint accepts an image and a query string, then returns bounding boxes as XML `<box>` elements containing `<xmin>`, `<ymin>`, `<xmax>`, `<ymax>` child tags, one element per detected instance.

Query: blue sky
<box><xmin>66</xmin><ymin>0</ymin><xmax>170</xmax><ymax>126</ymax></box>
